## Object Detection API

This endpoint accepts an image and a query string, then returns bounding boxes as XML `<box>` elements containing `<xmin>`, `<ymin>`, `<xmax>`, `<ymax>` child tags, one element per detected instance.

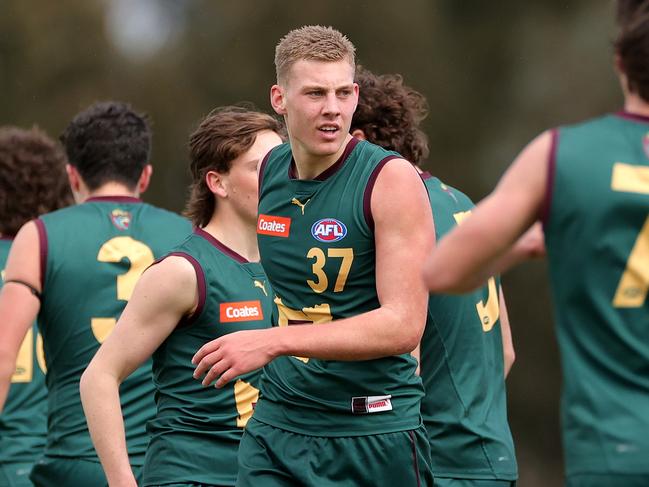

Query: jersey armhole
<box><xmin>540</xmin><ymin>128</ymin><xmax>559</xmax><ymax>230</ymax></box>
<box><xmin>363</xmin><ymin>155</ymin><xmax>401</xmax><ymax>231</ymax></box>
<box><xmin>34</xmin><ymin>218</ymin><xmax>48</xmax><ymax>291</ymax></box>
<box><xmin>151</xmin><ymin>251</ymin><xmax>207</xmax><ymax>329</ymax></box>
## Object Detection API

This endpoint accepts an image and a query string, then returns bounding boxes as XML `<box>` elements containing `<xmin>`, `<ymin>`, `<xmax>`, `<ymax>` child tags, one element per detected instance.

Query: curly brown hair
<box><xmin>615</xmin><ymin>1</ymin><xmax>649</xmax><ymax>102</ymax></box>
<box><xmin>185</xmin><ymin>105</ymin><xmax>284</xmax><ymax>227</ymax></box>
<box><xmin>351</xmin><ymin>66</ymin><xmax>429</xmax><ymax>166</ymax></box>
<box><xmin>0</xmin><ymin>126</ymin><xmax>73</xmax><ymax>236</ymax></box>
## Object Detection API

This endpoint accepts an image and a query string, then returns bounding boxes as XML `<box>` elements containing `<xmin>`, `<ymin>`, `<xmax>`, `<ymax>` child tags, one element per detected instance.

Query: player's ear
<box><xmin>351</xmin><ymin>129</ymin><xmax>367</xmax><ymax>141</ymax></box>
<box><xmin>137</xmin><ymin>164</ymin><xmax>153</xmax><ymax>194</ymax></box>
<box><xmin>614</xmin><ymin>53</ymin><xmax>624</xmax><ymax>74</ymax></box>
<box><xmin>206</xmin><ymin>170</ymin><xmax>228</xmax><ymax>199</ymax></box>
<box><xmin>270</xmin><ymin>85</ymin><xmax>287</xmax><ymax>115</ymax></box>
<box><xmin>66</xmin><ymin>164</ymin><xmax>80</xmax><ymax>192</ymax></box>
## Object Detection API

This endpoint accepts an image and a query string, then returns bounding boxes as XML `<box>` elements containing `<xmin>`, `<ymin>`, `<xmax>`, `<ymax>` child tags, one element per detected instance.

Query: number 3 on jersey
<box><xmin>611</xmin><ymin>163</ymin><xmax>649</xmax><ymax>307</ymax></box>
<box><xmin>454</xmin><ymin>211</ymin><xmax>500</xmax><ymax>331</ymax></box>
<box><xmin>91</xmin><ymin>236</ymin><xmax>154</xmax><ymax>343</ymax></box>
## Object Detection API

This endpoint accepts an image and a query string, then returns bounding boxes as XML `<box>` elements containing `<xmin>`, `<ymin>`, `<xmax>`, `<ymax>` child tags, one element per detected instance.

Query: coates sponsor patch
<box><xmin>643</xmin><ymin>132</ymin><xmax>649</xmax><ymax>160</ymax></box>
<box><xmin>351</xmin><ymin>395</ymin><xmax>393</xmax><ymax>414</ymax></box>
<box><xmin>110</xmin><ymin>209</ymin><xmax>131</xmax><ymax>230</ymax></box>
<box><xmin>220</xmin><ymin>300</ymin><xmax>264</xmax><ymax>323</ymax></box>
<box><xmin>257</xmin><ymin>214</ymin><xmax>291</xmax><ymax>237</ymax></box>
<box><xmin>311</xmin><ymin>218</ymin><xmax>347</xmax><ymax>242</ymax></box>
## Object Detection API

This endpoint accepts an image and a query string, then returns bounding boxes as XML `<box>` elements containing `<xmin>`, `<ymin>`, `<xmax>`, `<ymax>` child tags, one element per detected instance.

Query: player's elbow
<box><xmin>79</xmin><ymin>360</ymin><xmax>107</xmax><ymax>406</ymax></box>
<box><xmin>390</xmin><ymin>309</ymin><xmax>427</xmax><ymax>355</ymax></box>
<box><xmin>515</xmin><ymin>222</ymin><xmax>546</xmax><ymax>260</ymax></box>
<box><xmin>79</xmin><ymin>365</ymin><xmax>95</xmax><ymax>404</ymax></box>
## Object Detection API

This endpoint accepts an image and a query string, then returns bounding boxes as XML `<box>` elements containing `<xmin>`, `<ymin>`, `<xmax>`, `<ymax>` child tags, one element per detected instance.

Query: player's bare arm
<box><xmin>80</xmin><ymin>256</ymin><xmax>197</xmax><ymax>487</ymax></box>
<box><xmin>492</xmin><ymin>222</ymin><xmax>546</xmax><ymax>276</ymax></box>
<box><xmin>193</xmin><ymin>158</ymin><xmax>434</xmax><ymax>388</ymax></box>
<box><xmin>0</xmin><ymin>221</ymin><xmax>41</xmax><ymax>412</ymax></box>
<box><xmin>423</xmin><ymin>130</ymin><xmax>552</xmax><ymax>293</ymax></box>
<box><xmin>499</xmin><ymin>287</ymin><xmax>515</xmax><ymax>377</ymax></box>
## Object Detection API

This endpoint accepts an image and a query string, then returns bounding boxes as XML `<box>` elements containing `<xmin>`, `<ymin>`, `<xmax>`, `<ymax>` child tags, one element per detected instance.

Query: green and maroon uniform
<box><xmin>30</xmin><ymin>196</ymin><xmax>191</xmax><ymax>487</ymax></box>
<box><xmin>240</xmin><ymin>138</ymin><xmax>432</xmax><ymax>486</ymax></box>
<box><xmin>142</xmin><ymin>228</ymin><xmax>273</xmax><ymax>487</ymax></box>
<box><xmin>544</xmin><ymin>112</ymin><xmax>649</xmax><ymax>486</ymax></box>
<box><xmin>0</xmin><ymin>238</ymin><xmax>47</xmax><ymax>486</ymax></box>
<box><xmin>421</xmin><ymin>174</ymin><xmax>517</xmax><ymax>485</ymax></box>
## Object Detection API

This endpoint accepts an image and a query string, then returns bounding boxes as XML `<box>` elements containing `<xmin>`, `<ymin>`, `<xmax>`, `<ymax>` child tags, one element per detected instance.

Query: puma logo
<box><xmin>253</xmin><ymin>280</ymin><xmax>268</xmax><ymax>296</ymax></box>
<box><xmin>291</xmin><ymin>197</ymin><xmax>310</xmax><ymax>215</ymax></box>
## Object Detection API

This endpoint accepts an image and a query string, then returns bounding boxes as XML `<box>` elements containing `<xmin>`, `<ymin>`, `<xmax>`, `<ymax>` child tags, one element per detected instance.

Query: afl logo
<box><xmin>311</xmin><ymin>218</ymin><xmax>347</xmax><ymax>242</ymax></box>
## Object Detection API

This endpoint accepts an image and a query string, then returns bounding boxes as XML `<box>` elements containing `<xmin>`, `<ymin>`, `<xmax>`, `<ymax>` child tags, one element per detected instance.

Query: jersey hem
<box><xmin>252</xmin><ymin>414</ymin><xmax>423</xmax><ymax>438</ymax></box>
<box><xmin>433</xmin><ymin>471</ymin><xmax>518</xmax><ymax>481</ymax></box>
<box><xmin>565</xmin><ymin>466</ymin><xmax>649</xmax><ymax>476</ymax></box>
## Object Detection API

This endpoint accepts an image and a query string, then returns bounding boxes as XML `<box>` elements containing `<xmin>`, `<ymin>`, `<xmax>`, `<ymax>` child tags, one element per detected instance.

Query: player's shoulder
<box><xmin>38</xmin><ymin>202</ymin><xmax>82</xmax><ymax>224</ymax></box>
<box><xmin>423</xmin><ymin>174</ymin><xmax>474</xmax><ymax>210</ymax></box>
<box><xmin>557</xmin><ymin>113</ymin><xmax>621</xmax><ymax>136</ymax></box>
<box><xmin>354</xmin><ymin>138</ymin><xmax>400</xmax><ymax>161</ymax></box>
<box><xmin>265</xmin><ymin>141</ymin><xmax>292</xmax><ymax>163</ymax></box>
<box><xmin>138</xmin><ymin>202</ymin><xmax>191</xmax><ymax>226</ymax></box>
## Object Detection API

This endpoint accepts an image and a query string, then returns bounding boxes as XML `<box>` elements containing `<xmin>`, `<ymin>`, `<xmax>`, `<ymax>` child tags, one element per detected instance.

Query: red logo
<box><xmin>220</xmin><ymin>301</ymin><xmax>264</xmax><ymax>323</ymax></box>
<box><xmin>257</xmin><ymin>214</ymin><xmax>291</xmax><ymax>237</ymax></box>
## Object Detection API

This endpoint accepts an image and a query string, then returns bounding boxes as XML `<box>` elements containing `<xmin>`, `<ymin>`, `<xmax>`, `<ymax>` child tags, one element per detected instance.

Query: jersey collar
<box><xmin>288</xmin><ymin>137</ymin><xmax>360</xmax><ymax>181</ymax></box>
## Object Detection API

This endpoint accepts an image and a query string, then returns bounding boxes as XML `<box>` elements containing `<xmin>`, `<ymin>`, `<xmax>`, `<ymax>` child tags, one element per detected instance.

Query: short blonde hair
<box><xmin>274</xmin><ymin>25</ymin><xmax>356</xmax><ymax>83</ymax></box>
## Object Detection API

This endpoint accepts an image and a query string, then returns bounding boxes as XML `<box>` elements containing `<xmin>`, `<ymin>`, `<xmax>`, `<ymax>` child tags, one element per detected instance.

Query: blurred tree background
<box><xmin>0</xmin><ymin>1</ymin><xmax>621</xmax><ymax>485</ymax></box>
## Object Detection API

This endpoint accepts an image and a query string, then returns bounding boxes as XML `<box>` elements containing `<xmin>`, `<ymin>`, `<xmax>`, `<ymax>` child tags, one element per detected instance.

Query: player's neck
<box><xmin>292</xmin><ymin>134</ymin><xmax>352</xmax><ymax>180</ymax></box>
<box><xmin>81</xmin><ymin>182</ymin><xmax>140</xmax><ymax>202</ymax></box>
<box><xmin>202</xmin><ymin>210</ymin><xmax>259</xmax><ymax>263</ymax></box>
<box><xmin>624</xmin><ymin>93</ymin><xmax>649</xmax><ymax>118</ymax></box>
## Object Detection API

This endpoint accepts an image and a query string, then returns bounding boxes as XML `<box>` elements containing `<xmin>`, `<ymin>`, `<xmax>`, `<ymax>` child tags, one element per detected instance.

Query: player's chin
<box><xmin>311</xmin><ymin>135</ymin><xmax>346</xmax><ymax>155</ymax></box>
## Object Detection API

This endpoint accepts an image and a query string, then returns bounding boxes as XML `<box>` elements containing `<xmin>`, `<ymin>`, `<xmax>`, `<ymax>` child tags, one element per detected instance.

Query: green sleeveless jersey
<box><xmin>421</xmin><ymin>175</ymin><xmax>517</xmax><ymax>480</ymax></box>
<box><xmin>545</xmin><ymin>112</ymin><xmax>649</xmax><ymax>475</ymax></box>
<box><xmin>255</xmin><ymin>138</ymin><xmax>424</xmax><ymax>436</ymax></box>
<box><xmin>0</xmin><ymin>238</ymin><xmax>47</xmax><ymax>465</ymax></box>
<box><xmin>142</xmin><ymin>228</ymin><xmax>273</xmax><ymax>486</ymax></box>
<box><xmin>36</xmin><ymin>196</ymin><xmax>191</xmax><ymax>463</ymax></box>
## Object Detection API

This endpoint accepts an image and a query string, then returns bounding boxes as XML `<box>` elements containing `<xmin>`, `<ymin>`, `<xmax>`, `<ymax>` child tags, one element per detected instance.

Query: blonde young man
<box><xmin>80</xmin><ymin>106</ymin><xmax>283</xmax><ymax>487</ymax></box>
<box><xmin>424</xmin><ymin>5</ymin><xmax>649</xmax><ymax>486</ymax></box>
<box><xmin>193</xmin><ymin>26</ymin><xmax>435</xmax><ymax>485</ymax></box>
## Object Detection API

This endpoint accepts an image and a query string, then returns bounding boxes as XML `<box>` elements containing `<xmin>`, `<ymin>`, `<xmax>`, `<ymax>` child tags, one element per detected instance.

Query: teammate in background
<box><xmin>423</xmin><ymin>4</ymin><xmax>649</xmax><ymax>486</ymax></box>
<box><xmin>193</xmin><ymin>25</ymin><xmax>435</xmax><ymax>485</ymax></box>
<box><xmin>0</xmin><ymin>102</ymin><xmax>192</xmax><ymax>486</ymax></box>
<box><xmin>0</xmin><ymin>127</ymin><xmax>72</xmax><ymax>486</ymax></box>
<box><xmin>80</xmin><ymin>106</ymin><xmax>283</xmax><ymax>487</ymax></box>
<box><xmin>351</xmin><ymin>66</ymin><xmax>518</xmax><ymax>487</ymax></box>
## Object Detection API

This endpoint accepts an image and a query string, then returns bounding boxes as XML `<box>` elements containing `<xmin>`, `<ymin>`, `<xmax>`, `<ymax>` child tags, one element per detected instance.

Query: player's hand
<box><xmin>192</xmin><ymin>329</ymin><xmax>275</xmax><ymax>388</ymax></box>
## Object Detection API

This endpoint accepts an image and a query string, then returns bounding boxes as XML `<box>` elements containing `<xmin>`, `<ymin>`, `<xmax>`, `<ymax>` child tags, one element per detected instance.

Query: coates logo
<box><xmin>257</xmin><ymin>214</ymin><xmax>291</xmax><ymax>238</ymax></box>
<box><xmin>220</xmin><ymin>301</ymin><xmax>264</xmax><ymax>323</ymax></box>
<box><xmin>110</xmin><ymin>209</ymin><xmax>131</xmax><ymax>231</ymax></box>
<box><xmin>311</xmin><ymin>218</ymin><xmax>347</xmax><ymax>243</ymax></box>
<box><xmin>643</xmin><ymin>132</ymin><xmax>649</xmax><ymax>160</ymax></box>
<box><xmin>351</xmin><ymin>395</ymin><xmax>393</xmax><ymax>414</ymax></box>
